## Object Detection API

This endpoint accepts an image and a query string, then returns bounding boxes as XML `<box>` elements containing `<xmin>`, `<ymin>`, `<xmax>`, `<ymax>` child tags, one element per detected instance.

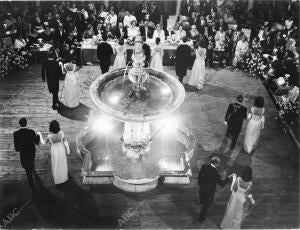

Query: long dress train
<box><xmin>188</xmin><ymin>47</ymin><xmax>206</xmax><ymax>89</ymax></box>
<box><xmin>244</xmin><ymin>107</ymin><xmax>265</xmax><ymax>154</ymax></box>
<box><xmin>48</xmin><ymin>131</ymin><xmax>68</xmax><ymax>185</ymax></box>
<box><xmin>221</xmin><ymin>177</ymin><xmax>252</xmax><ymax>229</ymax></box>
<box><xmin>112</xmin><ymin>45</ymin><xmax>126</xmax><ymax>70</ymax></box>
<box><xmin>150</xmin><ymin>45</ymin><xmax>164</xmax><ymax>71</ymax></box>
<box><xmin>63</xmin><ymin>63</ymin><xmax>80</xmax><ymax>108</ymax></box>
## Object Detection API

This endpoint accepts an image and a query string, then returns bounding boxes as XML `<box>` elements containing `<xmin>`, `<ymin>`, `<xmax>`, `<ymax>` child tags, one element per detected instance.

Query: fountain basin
<box><xmin>76</xmin><ymin>121</ymin><xmax>195</xmax><ymax>192</ymax></box>
<box><xmin>90</xmin><ymin>69</ymin><xmax>186</xmax><ymax>123</ymax></box>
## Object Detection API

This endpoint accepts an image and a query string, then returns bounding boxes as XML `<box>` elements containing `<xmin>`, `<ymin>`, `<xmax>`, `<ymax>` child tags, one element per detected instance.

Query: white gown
<box><xmin>48</xmin><ymin>131</ymin><xmax>68</xmax><ymax>185</ymax></box>
<box><xmin>244</xmin><ymin>107</ymin><xmax>265</xmax><ymax>154</ymax></box>
<box><xmin>188</xmin><ymin>47</ymin><xmax>206</xmax><ymax>89</ymax></box>
<box><xmin>150</xmin><ymin>45</ymin><xmax>164</xmax><ymax>71</ymax></box>
<box><xmin>221</xmin><ymin>177</ymin><xmax>252</xmax><ymax>229</ymax></box>
<box><xmin>112</xmin><ymin>45</ymin><xmax>126</xmax><ymax>70</ymax></box>
<box><xmin>63</xmin><ymin>64</ymin><xmax>80</xmax><ymax>108</ymax></box>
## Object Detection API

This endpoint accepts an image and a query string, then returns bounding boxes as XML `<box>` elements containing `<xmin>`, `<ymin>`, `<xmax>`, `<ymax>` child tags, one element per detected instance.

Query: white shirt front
<box><xmin>123</xmin><ymin>15</ymin><xmax>137</xmax><ymax>28</ymax></box>
<box><xmin>107</xmin><ymin>14</ymin><xmax>117</xmax><ymax>27</ymax></box>
<box><xmin>153</xmin><ymin>29</ymin><xmax>165</xmax><ymax>43</ymax></box>
<box><xmin>127</xmin><ymin>26</ymin><xmax>139</xmax><ymax>38</ymax></box>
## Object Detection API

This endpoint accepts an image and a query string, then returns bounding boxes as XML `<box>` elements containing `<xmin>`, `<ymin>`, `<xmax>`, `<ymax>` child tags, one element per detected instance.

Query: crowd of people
<box><xmin>4</xmin><ymin>0</ymin><xmax>299</xmax><ymax>228</ymax></box>
<box><xmin>0</xmin><ymin>0</ymin><xmax>299</xmax><ymax>80</ymax></box>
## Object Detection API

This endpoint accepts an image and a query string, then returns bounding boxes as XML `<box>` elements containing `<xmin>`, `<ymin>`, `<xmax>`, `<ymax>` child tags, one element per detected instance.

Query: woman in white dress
<box><xmin>175</xmin><ymin>25</ymin><xmax>186</xmax><ymax>41</ymax></box>
<box><xmin>153</xmin><ymin>24</ymin><xmax>165</xmax><ymax>43</ymax></box>
<box><xmin>38</xmin><ymin>120</ymin><xmax>70</xmax><ymax>186</ymax></box>
<box><xmin>112</xmin><ymin>38</ymin><xmax>127</xmax><ymax>70</ymax></box>
<box><xmin>150</xmin><ymin>37</ymin><xmax>164</xmax><ymax>71</ymax></box>
<box><xmin>127</xmin><ymin>20</ymin><xmax>139</xmax><ymax>39</ymax></box>
<box><xmin>188</xmin><ymin>40</ymin><xmax>206</xmax><ymax>89</ymax></box>
<box><xmin>63</xmin><ymin>62</ymin><xmax>80</xmax><ymax>108</ymax></box>
<box><xmin>233</xmin><ymin>35</ymin><xmax>249</xmax><ymax>66</ymax></box>
<box><xmin>221</xmin><ymin>167</ymin><xmax>255</xmax><ymax>229</ymax></box>
<box><xmin>244</xmin><ymin>96</ymin><xmax>265</xmax><ymax>154</ymax></box>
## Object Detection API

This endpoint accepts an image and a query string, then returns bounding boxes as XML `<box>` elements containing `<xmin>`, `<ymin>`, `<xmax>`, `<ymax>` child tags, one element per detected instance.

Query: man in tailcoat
<box><xmin>13</xmin><ymin>118</ymin><xmax>42</xmax><ymax>191</ymax></box>
<box><xmin>97</xmin><ymin>35</ymin><xmax>113</xmax><ymax>74</ymax></box>
<box><xmin>224</xmin><ymin>95</ymin><xmax>248</xmax><ymax>149</ymax></box>
<box><xmin>198</xmin><ymin>157</ymin><xmax>231</xmax><ymax>222</ymax></box>
<box><xmin>41</xmin><ymin>52</ymin><xmax>62</xmax><ymax>110</ymax></box>
<box><xmin>142</xmin><ymin>36</ymin><xmax>151</xmax><ymax>67</ymax></box>
<box><xmin>176</xmin><ymin>36</ymin><xmax>191</xmax><ymax>83</ymax></box>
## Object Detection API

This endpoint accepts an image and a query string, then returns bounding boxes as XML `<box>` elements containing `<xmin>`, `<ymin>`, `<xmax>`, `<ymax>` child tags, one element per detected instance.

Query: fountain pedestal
<box><xmin>122</xmin><ymin>122</ymin><xmax>150</xmax><ymax>160</ymax></box>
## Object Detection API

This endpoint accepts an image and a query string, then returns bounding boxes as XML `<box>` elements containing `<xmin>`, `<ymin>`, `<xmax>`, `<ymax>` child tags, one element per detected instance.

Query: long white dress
<box><xmin>63</xmin><ymin>63</ymin><xmax>80</xmax><ymax>108</ymax></box>
<box><xmin>221</xmin><ymin>177</ymin><xmax>252</xmax><ymax>229</ymax></box>
<box><xmin>244</xmin><ymin>107</ymin><xmax>265</xmax><ymax>154</ymax></box>
<box><xmin>188</xmin><ymin>47</ymin><xmax>206</xmax><ymax>89</ymax></box>
<box><xmin>112</xmin><ymin>45</ymin><xmax>126</xmax><ymax>70</ymax></box>
<box><xmin>150</xmin><ymin>45</ymin><xmax>164</xmax><ymax>71</ymax></box>
<box><xmin>48</xmin><ymin>131</ymin><xmax>68</xmax><ymax>185</ymax></box>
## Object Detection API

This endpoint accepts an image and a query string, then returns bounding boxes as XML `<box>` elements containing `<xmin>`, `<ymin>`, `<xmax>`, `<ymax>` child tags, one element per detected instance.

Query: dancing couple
<box><xmin>225</xmin><ymin>95</ymin><xmax>265</xmax><ymax>154</ymax></box>
<box><xmin>42</xmin><ymin>52</ymin><xmax>81</xmax><ymax>110</ymax></box>
<box><xmin>198</xmin><ymin>156</ymin><xmax>255</xmax><ymax>228</ymax></box>
<box><xmin>176</xmin><ymin>37</ymin><xmax>206</xmax><ymax>89</ymax></box>
<box><xmin>14</xmin><ymin>118</ymin><xmax>70</xmax><ymax>192</ymax></box>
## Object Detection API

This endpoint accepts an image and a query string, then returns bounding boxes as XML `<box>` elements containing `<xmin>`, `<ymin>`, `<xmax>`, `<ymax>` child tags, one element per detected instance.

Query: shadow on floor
<box><xmin>58</xmin><ymin>102</ymin><xmax>91</xmax><ymax>121</ymax></box>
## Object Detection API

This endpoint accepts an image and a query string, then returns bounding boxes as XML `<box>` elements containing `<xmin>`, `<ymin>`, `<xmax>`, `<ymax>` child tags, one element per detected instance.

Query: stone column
<box><xmin>104</xmin><ymin>0</ymin><xmax>109</xmax><ymax>8</ymax></box>
<box><xmin>176</xmin><ymin>0</ymin><xmax>182</xmax><ymax>17</ymax></box>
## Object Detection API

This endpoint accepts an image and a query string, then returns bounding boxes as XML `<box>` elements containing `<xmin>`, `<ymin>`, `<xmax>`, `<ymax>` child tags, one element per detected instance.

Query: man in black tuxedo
<box><xmin>180</xmin><ymin>0</ymin><xmax>194</xmax><ymax>18</ymax></box>
<box><xmin>142</xmin><ymin>36</ymin><xmax>151</xmax><ymax>67</ymax></box>
<box><xmin>13</xmin><ymin>118</ymin><xmax>41</xmax><ymax>191</ymax></box>
<box><xmin>139</xmin><ymin>20</ymin><xmax>154</xmax><ymax>40</ymax></box>
<box><xmin>97</xmin><ymin>36</ymin><xmax>113</xmax><ymax>74</ymax></box>
<box><xmin>54</xmin><ymin>24</ymin><xmax>67</xmax><ymax>46</ymax></box>
<box><xmin>225</xmin><ymin>95</ymin><xmax>248</xmax><ymax>149</ymax></box>
<box><xmin>42</xmin><ymin>52</ymin><xmax>62</xmax><ymax>110</ymax></box>
<box><xmin>115</xmin><ymin>22</ymin><xmax>128</xmax><ymax>40</ymax></box>
<box><xmin>198</xmin><ymin>157</ymin><xmax>231</xmax><ymax>222</ymax></box>
<box><xmin>176</xmin><ymin>36</ymin><xmax>191</xmax><ymax>83</ymax></box>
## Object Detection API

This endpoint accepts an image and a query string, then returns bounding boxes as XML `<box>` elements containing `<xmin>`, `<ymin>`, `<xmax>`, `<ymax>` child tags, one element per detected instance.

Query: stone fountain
<box><xmin>76</xmin><ymin>36</ymin><xmax>195</xmax><ymax>192</ymax></box>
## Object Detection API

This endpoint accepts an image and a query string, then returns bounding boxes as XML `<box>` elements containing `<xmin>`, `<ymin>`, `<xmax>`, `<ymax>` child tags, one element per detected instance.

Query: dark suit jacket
<box><xmin>225</xmin><ymin>102</ymin><xmax>247</xmax><ymax>132</ymax></box>
<box><xmin>13</xmin><ymin>128</ymin><xmax>40</xmax><ymax>169</ymax></box>
<box><xmin>97</xmin><ymin>42</ymin><xmax>113</xmax><ymax>64</ymax></box>
<box><xmin>41</xmin><ymin>59</ymin><xmax>62</xmax><ymax>93</ymax></box>
<box><xmin>54</xmin><ymin>29</ymin><xmax>67</xmax><ymax>45</ymax></box>
<box><xmin>198</xmin><ymin>164</ymin><xmax>230</xmax><ymax>195</ymax></box>
<box><xmin>207</xmin><ymin>25</ymin><xmax>217</xmax><ymax>37</ymax></box>
<box><xmin>176</xmin><ymin>43</ymin><xmax>191</xmax><ymax>77</ymax></box>
<box><xmin>142</xmin><ymin>43</ymin><xmax>151</xmax><ymax>66</ymax></box>
<box><xmin>180</xmin><ymin>2</ymin><xmax>194</xmax><ymax>17</ymax></box>
<box><xmin>139</xmin><ymin>26</ymin><xmax>154</xmax><ymax>39</ymax></box>
<box><xmin>115</xmin><ymin>27</ymin><xmax>127</xmax><ymax>39</ymax></box>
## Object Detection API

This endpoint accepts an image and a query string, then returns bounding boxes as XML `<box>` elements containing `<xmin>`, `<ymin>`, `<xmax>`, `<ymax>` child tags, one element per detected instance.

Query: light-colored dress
<box><xmin>150</xmin><ymin>45</ymin><xmax>164</xmax><ymax>71</ymax></box>
<box><xmin>153</xmin><ymin>29</ymin><xmax>166</xmax><ymax>43</ymax></box>
<box><xmin>221</xmin><ymin>177</ymin><xmax>252</xmax><ymax>229</ymax></box>
<box><xmin>63</xmin><ymin>63</ymin><xmax>80</xmax><ymax>108</ymax></box>
<box><xmin>188</xmin><ymin>47</ymin><xmax>206</xmax><ymax>89</ymax></box>
<box><xmin>48</xmin><ymin>131</ymin><xmax>68</xmax><ymax>185</ymax></box>
<box><xmin>112</xmin><ymin>45</ymin><xmax>126</xmax><ymax>70</ymax></box>
<box><xmin>233</xmin><ymin>40</ymin><xmax>249</xmax><ymax>65</ymax></box>
<box><xmin>244</xmin><ymin>107</ymin><xmax>265</xmax><ymax>154</ymax></box>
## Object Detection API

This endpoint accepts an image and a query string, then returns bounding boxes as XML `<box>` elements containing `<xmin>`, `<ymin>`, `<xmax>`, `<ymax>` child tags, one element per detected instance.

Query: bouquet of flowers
<box><xmin>277</xmin><ymin>95</ymin><xmax>299</xmax><ymax>133</ymax></box>
<box><xmin>10</xmin><ymin>51</ymin><xmax>28</xmax><ymax>71</ymax></box>
<box><xmin>247</xmin><ymin>52</ymin><xmax>264</xmax><ymax>78</ymax></box>
<box><xmin>0</xmin><ymin>46</ymin><xmax>12</xmax><ymax>79</ymax></box>
<box><xmin>127</xmin><ymin>37</ymin><xmax>135</xmax><ymax>46</ymax></box>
